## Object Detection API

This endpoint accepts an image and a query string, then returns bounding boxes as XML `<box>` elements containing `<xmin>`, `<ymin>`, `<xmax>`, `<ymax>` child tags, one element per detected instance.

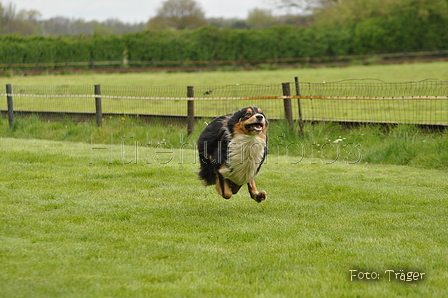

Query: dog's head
<box><xmin>229</xmin><ymin>106</ymin><xmax>268</xmax><ymax>136</ymax></box>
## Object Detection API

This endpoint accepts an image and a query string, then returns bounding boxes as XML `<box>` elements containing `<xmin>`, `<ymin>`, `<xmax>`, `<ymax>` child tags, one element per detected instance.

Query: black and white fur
<box><xmin>197</xmin><ymin>107</ymin><xmax>268</xmax><ymax>202</ymax></box>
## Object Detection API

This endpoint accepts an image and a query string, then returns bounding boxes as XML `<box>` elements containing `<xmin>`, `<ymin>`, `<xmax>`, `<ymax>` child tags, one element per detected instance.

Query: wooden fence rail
<box><xmin>4</xmin><ymin>82</ymin><xmax>301</xmax><ymax>134</ymax></box>
<box><xmin>3</xmin><ymin>80</ymin><xmax>448</xmax><ymax>132</ymax></box>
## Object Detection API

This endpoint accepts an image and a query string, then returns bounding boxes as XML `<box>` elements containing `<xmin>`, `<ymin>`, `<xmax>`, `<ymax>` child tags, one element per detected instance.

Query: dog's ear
<box><xmin>228</xmin><ymin>108</ymin><xmax>246</xmax><ymax>127</ymax></box>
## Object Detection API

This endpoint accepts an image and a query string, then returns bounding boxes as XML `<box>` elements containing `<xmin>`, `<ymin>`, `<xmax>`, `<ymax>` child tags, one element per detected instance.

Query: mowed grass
<box><xmin>1</xmin><ymin>137</ymin><xmax>447</xmax><ymax>297</ymax></box>
<box><xmin>1</xmin><ymin>61</ymin><xmax>447</xmax><ymax>86</ymax></box>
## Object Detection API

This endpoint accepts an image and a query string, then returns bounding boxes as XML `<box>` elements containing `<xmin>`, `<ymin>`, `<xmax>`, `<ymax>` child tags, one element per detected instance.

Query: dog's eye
<box><xmin>245</xmin><ymin>112</ymin><xmax>252</xmax><ymax>117</ymax></box>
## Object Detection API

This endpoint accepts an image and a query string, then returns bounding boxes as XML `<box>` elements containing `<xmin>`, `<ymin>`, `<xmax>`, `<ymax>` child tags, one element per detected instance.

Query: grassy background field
<box><xmin>1</xmin><ymin>61</ymin><xmax>447</xmax><ymax>125</ymax></box>
<box><xmin>1</xmin><ymin>61</ymin><xmax>448</xmax><ymax>86</ymax></box>
<box><xmin>1</xmin><ymin>137</ymin><xmax>447</xmax><ymax>297</ymax></box>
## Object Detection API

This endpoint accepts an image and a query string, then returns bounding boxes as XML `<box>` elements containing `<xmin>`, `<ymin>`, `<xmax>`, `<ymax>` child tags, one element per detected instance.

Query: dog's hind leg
<box><xmin>229</xmin><ymin>181</ymin><xmax>242</xmax><ymax>194</ymax></box>
<box><xmin>247</xmin><ymin>179</ymin><xmax>267</xmax><ymax>203</ymax></box>
<box><xmin>216</xmin><ymin>174</ymin><xmax>233</xmax><ymax>199</ymax></box>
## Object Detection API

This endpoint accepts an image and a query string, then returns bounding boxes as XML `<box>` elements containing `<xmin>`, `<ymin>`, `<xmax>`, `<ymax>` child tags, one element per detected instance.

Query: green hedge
<box><xmin>352</xmin><ymin>11</ymin><xmax>448</xmax><ymax>54</ymax></box>
<box><xmin>1</xmin><ymin>11</ymin><xmax>447</xmax><ymax>65</ymax></box>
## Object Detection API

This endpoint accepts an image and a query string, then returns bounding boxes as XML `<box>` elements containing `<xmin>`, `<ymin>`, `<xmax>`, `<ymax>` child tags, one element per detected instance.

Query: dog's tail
<box><xmin>198</xmin><ymin>154</ymin><xmax>216</xmax><ymax>185</ymax></box>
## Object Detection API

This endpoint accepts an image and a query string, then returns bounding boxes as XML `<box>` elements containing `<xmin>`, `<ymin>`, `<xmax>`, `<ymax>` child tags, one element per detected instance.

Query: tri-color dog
<box><xmin>197</xmin><ymin>107</ymin><xmax>268</xmax><ymax>202</ymax></box>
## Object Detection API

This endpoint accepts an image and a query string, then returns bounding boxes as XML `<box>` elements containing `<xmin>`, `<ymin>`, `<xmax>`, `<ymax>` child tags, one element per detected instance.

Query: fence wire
<box><xmin>298</xmin><ymin>79</ymin><xmax>448</xmax><ymax>125</ymax></box>
<box><xmin>1</xmin><ymin>79</ymin><xmax>447</xmax><ymax>126</ymax></box>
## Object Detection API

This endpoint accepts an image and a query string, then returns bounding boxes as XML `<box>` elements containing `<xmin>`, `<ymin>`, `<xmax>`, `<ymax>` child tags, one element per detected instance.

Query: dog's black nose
<box><xmin>256</xmin><ymin>115</ymin><xmax>263</xmax><ymax>120</ymax></box>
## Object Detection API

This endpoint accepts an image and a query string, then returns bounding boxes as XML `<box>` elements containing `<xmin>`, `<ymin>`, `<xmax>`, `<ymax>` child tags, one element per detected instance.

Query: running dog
<box><xmin>197</xmin><ymin>107</ymin><xmax>268</xmax><ymax>202</ymax></box>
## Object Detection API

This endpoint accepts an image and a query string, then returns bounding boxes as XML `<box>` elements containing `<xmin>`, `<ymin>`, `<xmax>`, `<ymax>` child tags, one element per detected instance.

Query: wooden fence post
<box><xmin>187</xmin><ymin>86</ymin><xmax>194</xmax><ymax>135</ymax></box>
<box><xmin>294</xmin><ymin>77</ymin><xmax>304</xmax><ymax>137</ymax></box>
<box><xmin>94</xmin><ymin>84</ymin><xmax>102</xmax><ymax>127</ymax></box>
<box><xmin>6</xmin><ymin>84</ymin><xmax>14</xmax><ymax>127</ymax></box>
<box><xmin>282</xmin><ymin>82</ymin><xmax>293</xmax><ymax>129</ymax></box>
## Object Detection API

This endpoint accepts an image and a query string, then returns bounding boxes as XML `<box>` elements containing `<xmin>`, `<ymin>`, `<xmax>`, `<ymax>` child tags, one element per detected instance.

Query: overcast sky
<box><xmin>10</xmin><ymin>0</ymin><xmax>284</xmax><ymax>23</ymax></box>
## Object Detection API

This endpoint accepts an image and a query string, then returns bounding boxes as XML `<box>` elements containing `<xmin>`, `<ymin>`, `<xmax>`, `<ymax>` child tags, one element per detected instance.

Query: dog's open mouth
<box><xmin>245</xmin><ymin>123</ymin><xmax>264</xmax><ymax>133</ymax></box>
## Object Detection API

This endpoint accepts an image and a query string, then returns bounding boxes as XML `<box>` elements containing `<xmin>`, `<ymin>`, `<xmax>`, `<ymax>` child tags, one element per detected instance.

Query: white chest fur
<box><xmin>219</xmin><ymin>134</ymin><xmax>266</xmax><ymax>186</ymax></box>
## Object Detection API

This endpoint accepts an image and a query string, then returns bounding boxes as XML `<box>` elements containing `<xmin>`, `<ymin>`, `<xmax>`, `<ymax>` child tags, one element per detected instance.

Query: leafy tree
<box><xmin>247</xmin><ymin>8</ymin><xmax>276</xmax><ymax>29</ymax></box>
<box><xmin>147</xmin><ymin>0</ymin><xmax>207</xmax><ymax>30</ymax></box>
<box><xmin>314</xmin><ymin>0</ymin><xmax>448</xmax><ymax>24</ymax></box>
<box><xmin>0</xmin><ymin>2</ymin><xmax>42</xmax><ymax>35</ymax></box>
<box><xmin>2</xmin><ymin>19</ymin><xmax>37</xmax><ymax>35</ymax></box>
<box><xmin>0</xmin><ymin>1</ymin><xmax>16</xmax><ymax>31</ymax></box>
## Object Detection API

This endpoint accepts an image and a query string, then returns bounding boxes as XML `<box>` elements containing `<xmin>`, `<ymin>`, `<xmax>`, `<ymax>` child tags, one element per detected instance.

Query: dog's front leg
<box><xmin>247</xmin><ymin>179</ymin><xmax>267</xmax><ymax>203</ymax></box>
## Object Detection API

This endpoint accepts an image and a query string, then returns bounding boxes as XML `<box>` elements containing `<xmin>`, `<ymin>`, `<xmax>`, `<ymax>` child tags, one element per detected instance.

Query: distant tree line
<box><xmin>0</xmin><ymin>0</ymin><xmax>309</xmax><ymax>36</ymax></box>
<box><xmin>0</xmin><ymin>2</ymin><xmax>146</xmax><ymax>35</ymax></box>
<box><xmin>0</xmin><ymin>0</ymin><xmax>447</xmax><ymax>64</ymax></box>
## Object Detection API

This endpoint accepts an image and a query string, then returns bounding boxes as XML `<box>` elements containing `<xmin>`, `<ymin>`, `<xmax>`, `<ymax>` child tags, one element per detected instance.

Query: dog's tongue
<box><xmin>252</xmin><ymin>124</ymin><xmax>262</xmax><ymax>132</ymax></box>
<box><xmin>246</xmin><ymin>123</ymin><xmax>263</xmax><ymax>133</ymax></box>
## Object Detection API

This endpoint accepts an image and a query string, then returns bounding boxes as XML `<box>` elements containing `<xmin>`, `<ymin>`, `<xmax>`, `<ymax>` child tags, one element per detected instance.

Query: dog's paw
<box><xmin>253</xmin><ymin>191</ymin><xmax>267</xmax><ymax>203</ymax></box>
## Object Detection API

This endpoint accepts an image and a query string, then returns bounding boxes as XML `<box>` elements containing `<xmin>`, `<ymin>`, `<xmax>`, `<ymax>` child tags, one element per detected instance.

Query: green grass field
<box><xmin>1</xmin><ymin>62</ymin><xmax>447</xmax><ymax>297</ymax></box>
<box><xmin>1</xmin><ymin>137</ymin><xmax>447</xmax><ymax>297</ymax></box>
<box><xmin>1</xmin><ymin>61</ymin><xmax>448</xmax><ymax>86</ymax></box>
